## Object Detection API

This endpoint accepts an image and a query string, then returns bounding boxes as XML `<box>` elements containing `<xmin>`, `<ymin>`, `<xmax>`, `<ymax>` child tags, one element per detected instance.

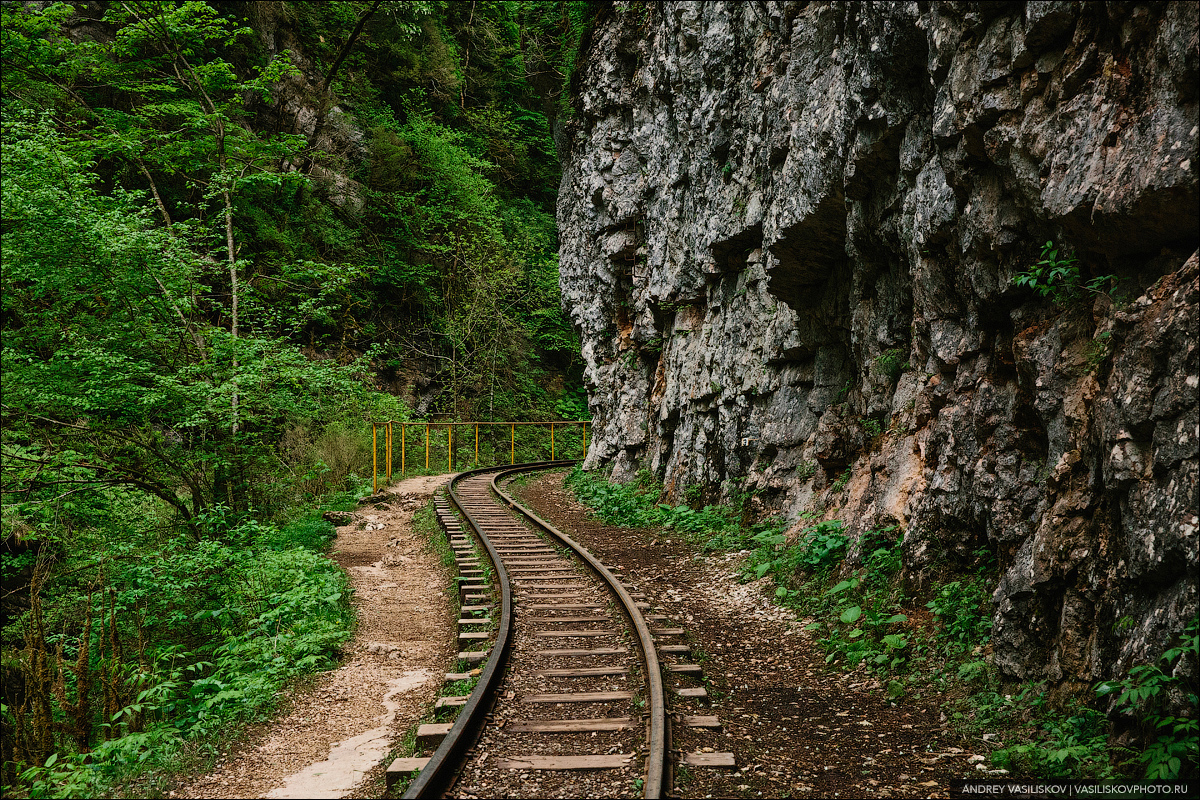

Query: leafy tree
<box><xmin>1</xmin><ymin>2</ymin><xmax>588</xmax><ymax>791</ymax></box>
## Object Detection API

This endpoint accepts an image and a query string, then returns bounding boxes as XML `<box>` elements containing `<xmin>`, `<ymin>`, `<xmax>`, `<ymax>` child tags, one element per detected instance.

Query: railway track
<box><xmin>389</xmin><ymin>462</ymin><xmax>733</xmax><ymax>798</ymax></box>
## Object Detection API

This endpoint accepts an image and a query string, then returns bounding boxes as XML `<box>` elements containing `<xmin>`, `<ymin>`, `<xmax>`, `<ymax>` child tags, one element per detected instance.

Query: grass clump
<box><xmin>564</xmin><ymin>467</ymin><xmax>742</xmax><ymax>538</ymax></box>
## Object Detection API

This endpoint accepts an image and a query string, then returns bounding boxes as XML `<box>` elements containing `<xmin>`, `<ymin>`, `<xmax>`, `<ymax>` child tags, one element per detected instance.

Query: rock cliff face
<box><xmin>557</xmin><ymin>1</ymin><xmax>1198</xmax><ymax>685</ymax></box>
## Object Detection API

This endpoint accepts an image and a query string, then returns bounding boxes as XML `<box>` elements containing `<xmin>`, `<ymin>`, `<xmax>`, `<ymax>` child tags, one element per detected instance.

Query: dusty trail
<box><xmin>174</xmin><ymin>474</ymin><xmax>455</xmax><ymax>800</ymax></box>
<box><xmin>513</xmin><ymin>470</ymin><xmax>975</xmax><ymax>799</ymax></box>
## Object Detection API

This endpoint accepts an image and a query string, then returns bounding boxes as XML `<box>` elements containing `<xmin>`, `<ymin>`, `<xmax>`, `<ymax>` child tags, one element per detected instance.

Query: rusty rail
<box><xmin>400</xmin><ymin>460</ymin><xmax>668</xmax><ymax>799</ymax></box>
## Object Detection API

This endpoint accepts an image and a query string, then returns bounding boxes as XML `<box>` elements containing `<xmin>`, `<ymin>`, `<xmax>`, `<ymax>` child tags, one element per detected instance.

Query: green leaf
<box><xmin>839</xmin><ymin>605</ymin><xmax>862</xmax><ymax>624</ymax></box>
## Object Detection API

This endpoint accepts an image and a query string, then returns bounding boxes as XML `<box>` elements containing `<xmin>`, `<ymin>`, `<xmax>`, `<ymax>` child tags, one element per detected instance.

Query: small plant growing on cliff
<box><xmin>1014</xmin><ymin>241</ymin><xmax>1119</xmax><ymax>303</ymax></box>
<box><xmin>831</xmin><ymin>467</ymin><xmax>852</xmax><ymax>492</ymax></box>
<box><xmin>1082</xmin><ymin>331</ymin><xmax>1113</xmax><ymax>373</ymax></box>
<box><xmin>1014</xmin><ymin>241</ymin><xmax>1081</xmax><ymax>301</ymax></box>
<box><xmin>874</xmin><ymin>348</ymin><xmax>909</xmax><ymax>382</ymax></box>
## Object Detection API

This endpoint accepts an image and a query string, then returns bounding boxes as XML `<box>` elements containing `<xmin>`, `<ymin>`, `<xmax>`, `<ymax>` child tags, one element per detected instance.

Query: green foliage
<box><xmin>791</xmin><ymin>530</ymin><xmax>913</xmax><ymax>673</ymax></box>
<box><xmin>1097</xmin><ymin>619</ymin><xmax>1199</xmax><ymax>780</ymax></box>
<box><xmin>926</xmin><ymin>580</ymin><xmax>992</xmax><ymax>649</ymax></box>
<box><xmin>3</xmin><ymin>507</ymin><xmax>352</xmax><ymax>797</ymax></box>
<box><xmin>1014</xmin><ymin>240</ymin><xmax>1120</xmax><ymax>304</ymax></box>
<box><xmin>2</xmin><ymin>2</ymin><xmax>593</xmax><ymax>793</ymax></box>
<box><xmin>992</xmin><ymin>708</ymin><xmax>1116</xmax><ymax>779</ymax></box>
<box><xmin>1083</xmin><ymin>331</ymin><xmax>1113</xmax><ymax>374</ymax></box>
<box><xmin>1014</xmin><ymin>241</ymin><xmax>1081</xmax><ymax>301</ymax></box>
<box><xmin>744</xmin><ymin>520</ymin><xmax>849</xmax><ymax>583</ymax></box>
<box><xmin>873</xmin><ymin>348</ymin><xmax>909</xmax><ymax>383</ymax></box>
<box><xmin>564</xmin><ymin>467</ymin><xmax>744</xmax><ymax>539</ymax></box>
<box><xmin>831</xmin><ymin>467</ymin><xmax>852</xmax><ymax>492</ymax></box>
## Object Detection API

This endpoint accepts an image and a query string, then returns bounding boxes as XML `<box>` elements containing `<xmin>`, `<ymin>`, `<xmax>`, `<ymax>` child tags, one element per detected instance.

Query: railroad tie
<box><xmin>539</xmin><ymin>646</ymin><xmax>628</xmax><ymax>656</ymax></box>
<box><xmin>385</xmin><ymin>758</ymin><xmax>430</xmax><ymax>789</ymax></box>
<box><xmin>681</xmin><ymin>751</ymin><xmax>737</xmax><ymax>767</ymax></box>
<box><xmin>507</xmin><ymin>717</ymin><xmax>633</xmax><ymax>732</ymax></box>
<box><xmin>492</xmin><ymin>754</ymin><xmax>632</xmax><ymax>770</ymax></box>
<box><xmin>535</xmin><ymin>665</ymin><xmax>628</xmax><ymax>677</ymax></box>
<box><xmin>521</xmin><ymin>690</ymin><xmax>634</xmax><ymax>703</ymax></box>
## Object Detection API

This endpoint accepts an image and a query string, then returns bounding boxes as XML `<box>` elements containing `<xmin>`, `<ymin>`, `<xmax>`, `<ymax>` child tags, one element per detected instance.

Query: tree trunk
<box><xmin>224</xmin><ymin>186</ymin><xmax>238</xmax><ymax>436</ymax></box>
<box><xmin>305</xmin><ymin>1</ymin><xmax>383</xmax><ymax>174</ymax></box>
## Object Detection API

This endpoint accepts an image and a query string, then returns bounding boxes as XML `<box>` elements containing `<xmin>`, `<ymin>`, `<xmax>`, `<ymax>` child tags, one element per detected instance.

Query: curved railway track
<box><xmin>391</xmin><ymin>462</ymin><xmax>731</xmax><ymax>799</ymax></box>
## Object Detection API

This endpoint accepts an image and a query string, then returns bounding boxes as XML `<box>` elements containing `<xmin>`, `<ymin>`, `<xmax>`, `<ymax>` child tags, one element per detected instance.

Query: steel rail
<box><xmin>401</xmin><ymin>460</ymin><xmax>574</xmax><ymax>799</ymax></box>
<box><xmin>489</xmin><ymin>465</ymin><xmax>668</xmax><ymax>800</ymax></box>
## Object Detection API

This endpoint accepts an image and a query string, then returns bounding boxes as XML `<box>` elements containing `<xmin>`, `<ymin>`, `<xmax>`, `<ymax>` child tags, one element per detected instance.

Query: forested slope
<box><xmin>0</xmin><ymin>1</ymin><xmax>593</xmax><ymax>794</ymax></box>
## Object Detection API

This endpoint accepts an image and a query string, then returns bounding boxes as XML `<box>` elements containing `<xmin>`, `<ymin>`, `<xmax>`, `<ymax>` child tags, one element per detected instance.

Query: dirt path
<box><xmin>175</xmin><ymin>474</ymin><xmax>456</xmax><ymax>800</ymax></box>
<box><xmin>513</xmin><ymin>470</ymin><xmax>976</xmax><ymax>799</ymax></box>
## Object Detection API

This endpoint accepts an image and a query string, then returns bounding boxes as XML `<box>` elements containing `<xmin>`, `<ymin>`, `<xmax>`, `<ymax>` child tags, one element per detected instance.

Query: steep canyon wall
<box><xmin>557</xmin><ymin>1</ymin><xmax>1198</xmax><ymax>685</ymax></box>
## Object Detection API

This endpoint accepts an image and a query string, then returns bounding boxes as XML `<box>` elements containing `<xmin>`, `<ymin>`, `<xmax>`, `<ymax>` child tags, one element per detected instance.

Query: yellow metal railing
<box><xmin>370</xmin><ymin>420</ymin><xmax>590</xmax><ymax>493</ymax></box>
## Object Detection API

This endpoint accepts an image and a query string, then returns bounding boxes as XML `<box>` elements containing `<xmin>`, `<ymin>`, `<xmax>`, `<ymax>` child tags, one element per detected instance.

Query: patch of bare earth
<box><xmin>514</xmin><ymin>470</ymin><xmax>978</xmax><ymax>799</ymax></box>
<box><xmin>173</xmin><ymin>474</ymin><xmax>456</xmax><ymax>800</ymax></box>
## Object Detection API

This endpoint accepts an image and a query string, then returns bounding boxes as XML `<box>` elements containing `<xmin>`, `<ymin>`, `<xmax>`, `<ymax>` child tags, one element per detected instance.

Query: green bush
<box><xmin>1014</xmin><ymin>240</ymin><xmax>1081</xmax><ymax>302</ymax></box>
<box><xmin>1097</xmin><ymin>619</ymin><xmax>1199</xmax><ymax>779</ymax></box>
<box><xmin>873</xmin><ymin>348</ymin><xmax>909</xmax><ymax>383</ymax></box>
<box><xmin>926</xmin><ymin>580</ymin><xmax>992</xmax><ymax>648</ymax></box>
<box><xmin>992</xmin><ymin>709</ymin><xmax>1115</xmax><ymax>779</ymax></box>
<box><xmin>564</xmin><ymin>466</ymin><xmax>741</xmax><ymax>538</ymax></box>
<box><xmin>738</xmin><ymin>520</ymin><xmax>847</xmax><ymax>587</ymax></box>
<box><xmin>3</xmin><ymin>509</ymin><xmax>353</xmax><ymax>798</ymax></box>
<box><xmin>1013</xmin><ymin>240</ymin><xmax>1119</xmax><ymax>304</ymax></box>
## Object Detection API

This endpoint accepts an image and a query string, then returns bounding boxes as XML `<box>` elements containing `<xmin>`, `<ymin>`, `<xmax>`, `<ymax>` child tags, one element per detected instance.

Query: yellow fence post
<box><xmin>378</xmin><ymin>419</ymin><xmax>599</xmax><ymax>475</ymax></box>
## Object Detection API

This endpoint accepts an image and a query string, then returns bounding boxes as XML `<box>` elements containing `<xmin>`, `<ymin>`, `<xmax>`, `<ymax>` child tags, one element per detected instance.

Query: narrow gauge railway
<box><xmin>391</xmin><ymin>463</ymin><xmax>733</xmax><ymax>799</ymax></box>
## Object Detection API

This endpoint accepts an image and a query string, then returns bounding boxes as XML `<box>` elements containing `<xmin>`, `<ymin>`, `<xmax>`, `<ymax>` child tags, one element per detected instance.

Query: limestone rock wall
<box><xmin>557</xmin><ymin>1</ymin><xmax>1198</xmax><ymax>684</ymax></box>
